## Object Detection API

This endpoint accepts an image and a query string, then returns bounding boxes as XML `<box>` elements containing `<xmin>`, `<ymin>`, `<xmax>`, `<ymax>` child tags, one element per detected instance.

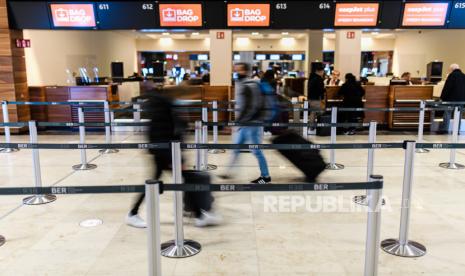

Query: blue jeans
<box><xmin>228</xmin><ymin>127</ymin><xmax>270</xmax><ymax>177</ymax></box>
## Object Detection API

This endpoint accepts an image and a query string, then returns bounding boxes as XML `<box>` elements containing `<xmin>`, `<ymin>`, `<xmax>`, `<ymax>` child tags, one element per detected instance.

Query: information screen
<box><xmin>50</xmin><ymin>3</ymin><xmax>96</xmax><ymax>28</ymax></box>
<box><xmin>271</xmin><ymin>1</ymin><xmax>335</xmax><ymax>29</ymax></box>
<box><xmin>334</xmin><ymin>3</ymin><xmax>380</xmax><ymax>27</ymax></box>
<box><xmin>402</xmin><ymin>2</ymin><xmax>449</xmax><ymax>27</ymax></box>
<box><xmin>227</xmin><ymin>3</ymin><xmax>270</xmax><ymax>27</ymax></box>
<box><xmin>97</xmin><ymin>2</ymin><xmax>156</xmax><ymax>29</ymax></box>
<box><xmin>159</xmin><ymin>3</ymin><xmax>203</xmax><ymax>27</ymax></box>
<box><xmin>8</xmin><ymin>1</ymin><xmax>51</xmax><ymax>29</ymax></box>
<box><xmin>448</xmin><ymin>1</ymin><xmax>465</xmax><ymax>28</ymax></box>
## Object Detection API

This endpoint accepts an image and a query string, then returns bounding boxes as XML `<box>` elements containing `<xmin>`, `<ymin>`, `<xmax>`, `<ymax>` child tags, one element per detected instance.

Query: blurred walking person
<box><xmin>220</xmin><ymin>63</ymin><xmax>271</xmax><ymax>184</ymax></box>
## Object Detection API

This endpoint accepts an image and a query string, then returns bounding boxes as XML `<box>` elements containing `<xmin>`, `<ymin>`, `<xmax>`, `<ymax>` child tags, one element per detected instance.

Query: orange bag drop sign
<box><xmin>402</xmin><ymin>3</ymin><xmax>449</xmax><ymax>26</ymax></box>
<box><xmin>227</xmin><ymin>4</ymin><xmax>270</xmax><ymax>27</ymax></box>
<box><xmin>334</xmin><ymin>3</ymin><xmax>379</xmax><ymax>26</ymax></box>
<box><xmin>50</xmin><ymin>4</ymin><xmax>96</xmax><ymax>27</ymax></box>
<box><xmin>159</xmin><ymin>4</ymin><xmax>202</xmax><ymax>27</ymax></box>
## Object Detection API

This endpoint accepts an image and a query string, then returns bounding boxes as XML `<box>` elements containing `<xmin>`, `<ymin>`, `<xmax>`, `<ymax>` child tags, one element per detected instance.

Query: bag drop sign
<box><xmin>50</xmin><ymin>4</ymin><xmax>96</xmax><ymax>27</ymax></box>
<box><xmin>159</xmin><ymin>4</ymin><xmax>202</xmax><ymax>27</ymax></box>
<box><xmin>228</xmin><ymin>4</ymin><xmax>270</xmax><ymax>26</ymax></box>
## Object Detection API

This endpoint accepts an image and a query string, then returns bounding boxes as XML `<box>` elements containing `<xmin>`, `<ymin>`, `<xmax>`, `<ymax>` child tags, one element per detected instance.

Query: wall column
<box><xmin>209</xmin><ymin>30</ymin><xmax>232</xmax><ymax>86</ymax></box>
<box><xmin>334</xmin><ymin>30</ymin><xmax>362</xmax><ymax>77</ymax></box>
<box><xmin>0</xmin><ymin>0</ymin><xmax>30</xmax><ymax>132</ymax></box>
<box><xmin>306</xmin><ymin>30</ymin><xmax>323</xmax><ymax>75</ymax></box>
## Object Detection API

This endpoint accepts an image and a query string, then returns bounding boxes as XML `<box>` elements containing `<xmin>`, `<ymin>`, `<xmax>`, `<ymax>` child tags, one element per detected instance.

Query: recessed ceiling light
<box><xmin>192</xmin><ymin>32</ymin><xmax>200</xmax><ymax>36</ymax></box>
<box><xmin>251</xmin><ymin>32</ymin><xmax>259</xmax><ymax>36</ymax></box>
<box><xmin>282</xmin><ymin>32</ymin><xmax>289</xmax><ymax>35</ymax></box>
<box><xmin>371</xmin><ymin>32</ymin><xmax>379</xmax><ymax>35</ymax></box>
<box><xmin>162</xmin><ymin>32</ymin><xmax>170</xmax><ymax>36</ymax></box>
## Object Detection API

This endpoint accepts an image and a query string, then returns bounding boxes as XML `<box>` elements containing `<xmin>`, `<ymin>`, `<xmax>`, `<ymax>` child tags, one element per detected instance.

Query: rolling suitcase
<box><xmin>272</xmin><ymin>131</ymin><xmax>326</xmax><ymax>182</ymax></box>
<box><xmin>183</xmin><ymin>170</ymin><xmax>214</xmax><ymax>217</ymax></box>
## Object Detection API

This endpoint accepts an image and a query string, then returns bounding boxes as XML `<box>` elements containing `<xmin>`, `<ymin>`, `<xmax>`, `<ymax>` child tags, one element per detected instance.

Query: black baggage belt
<box><xmin>0</xmin><ymin>181</ymin><xmax>383</xmax><ymax>196</ymax></box>
<box><xmin>0</xmin><ymin>143</ymin><xmax>170</xmax><ymax>149</ymax></box>
<box><xmin>181</xmin><ymin>143</ymin><xmax>403</xmax><ymax>150</ymax></box>
<box><xmin>0</xmin><ymin>143</ymin><xmax>403</xmax><ymax>150</ymax></box>
<box><xmin>416</xmin><ymin>143</ymin><xmax>465</xmax><ymax>149</ymax></box>
<box><xmin>203</xmin><ymin>122</ymin><xmax>370</xmax><ymax>127</ymax></box>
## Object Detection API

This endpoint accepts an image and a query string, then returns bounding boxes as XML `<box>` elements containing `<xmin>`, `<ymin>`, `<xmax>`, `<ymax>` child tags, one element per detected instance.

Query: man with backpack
<box><xmin>219</xmin><ymin>63</ymin><xmax>271</xmax><ymax>184</ymax></box>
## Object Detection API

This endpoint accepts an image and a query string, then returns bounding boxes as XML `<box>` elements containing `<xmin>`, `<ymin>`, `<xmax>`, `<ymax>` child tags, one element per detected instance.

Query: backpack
<box><xmin>259</xmin><ymin>81</ymin><xmax>280</xmax><ymax>122</ymax></box>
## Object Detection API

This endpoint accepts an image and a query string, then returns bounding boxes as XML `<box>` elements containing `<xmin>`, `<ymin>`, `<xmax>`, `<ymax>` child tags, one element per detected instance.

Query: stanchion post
<box><xmin>161</xmin><ymin>142</ymin><xmax>201</xmax><ymax>258</ymax></box>
<box><xmin>0</xmin><ymin>235</ymin><xmax>4</xmax><ymax>247</ymax></box>
<box><xmin>416</xmin><ymin>101</ymin><xmax>429</xmax><ymax>153</ymax></box>
<box><xmin>326</xmin><ymin>107</ymin><xmax>344</xmax><ymax>170</ymax></box>
<box><xmin>146</xmin><ymin>180</ymin><xmax>162</xmax><ymax>276</ymax></box>
<box><xmin>72</xmin><ymin>107</ymin><xmax>97</xmax><ymax>170</ymax></box>
<box><xmin>209</xmin><ymin>101</ymin><xmax>224</xmax><ymax>154</ymax></box>
<box><xmin>201</xmin><ymin>107</ymin><xmax>208</xmax><ymax>169</ymax></box>
<box><xmin>354</xmin><ymin>121</ymin><xmax>377</xmax><ymax>205</ymax></box>
<box><xmin>134</xmin><ymin>99</ymin><xmax>142</xmax><ymax>132</ymax></box>
<box><xmin>439</xmin><ymin>106</ymin><xmax>464</xmax><ymax>169</ymax></box>
<box><xmin>194</xmin><ymin>121</ymin><xmax>202</xmax><ymax>170</ymax></box>
<box><xmin>22</xmin><ymin>121</ymin><xmax>57</xmax><ymax>205</ymax></box>
<box><xmin>364</xmin><ymin>175</ymin><xmax>383</xmax><ymax>276</ymax></box>
<box><xmin>99</xmin><ymin>101</ymin><xmax>118</xmax><ymax>154</ymax></box>
<box><xmin>303</xmin><ymin>100</ymin><xmax>309</xmax><ymax>139</ymax></box>
<box><xmin>0</xmin><ymin>101</ymin><xmax>19</xmax><ymax>153</ymax></box>
<box><xmin>381</xmin><ymin>141</ymin><xmax>426</xmax><ymax>257</ymax></box>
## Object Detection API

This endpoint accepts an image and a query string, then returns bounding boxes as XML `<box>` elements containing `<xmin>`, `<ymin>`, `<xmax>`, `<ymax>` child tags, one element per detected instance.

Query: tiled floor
<box><xmin>1</xmin><ymin>131</ymin><xmax>465</xmax><ymax>275</ymax></box>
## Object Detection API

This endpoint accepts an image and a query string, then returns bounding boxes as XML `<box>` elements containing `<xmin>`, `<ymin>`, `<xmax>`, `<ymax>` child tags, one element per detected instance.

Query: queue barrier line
<box><xmin>0</xmin><ymin>181</ymin><xmax>383</xmax><ymax>196</ymax></box>
<box><xmin>0</xmin><ymin>142</ymin><xmax>405</xmax><ymax>150</ymax></box>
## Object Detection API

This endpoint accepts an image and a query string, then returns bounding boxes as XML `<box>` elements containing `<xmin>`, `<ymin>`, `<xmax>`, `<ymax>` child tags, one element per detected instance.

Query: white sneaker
<box><xmin>194</xmin><ymin>210</ymin><xmax>223</xmax><ymax>228</ymax></box>
<box><xmin>126</xmin><ymin>213</ymin><xmax>147</xmax><ymax>228</ymax></box>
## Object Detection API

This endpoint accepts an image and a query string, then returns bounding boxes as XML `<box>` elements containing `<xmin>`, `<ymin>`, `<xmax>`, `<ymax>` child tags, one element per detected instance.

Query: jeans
<box><xmin>228</xmin><ymin>126</ymin><xmax>270</xmax><ymax>177</ymax></box>
<box><xmin>309</xmin><ymin>100</ymin><xmax>321</xmax><ymax>130</ymax></box>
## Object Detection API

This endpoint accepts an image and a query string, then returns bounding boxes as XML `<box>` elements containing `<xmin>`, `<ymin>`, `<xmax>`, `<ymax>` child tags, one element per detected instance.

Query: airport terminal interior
<box><xmin>1</xmin><ymin>0</ymin><xmax>465</xmax><ymax>275</ymax></box>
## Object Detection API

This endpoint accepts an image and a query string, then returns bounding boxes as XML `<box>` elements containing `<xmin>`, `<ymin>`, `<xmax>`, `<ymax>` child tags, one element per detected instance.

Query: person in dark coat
<box><xmin>307</xmin><ymin>67</ymin><xmax>326</xmax><ymax>129</ymax></box>
<box><xmin>440</xmin><ymin>64</ymin><xmax>465</xmax><ymax>132</ymax></box>
<box><xmin>126</xmin><ymin>92</ymin><xmax>221</xmax><ymax>228</ymax></box>
<box><xmin>338</xmin><ymin>73</ymin><xmax>365</xmax><ymax>135</ymax></box>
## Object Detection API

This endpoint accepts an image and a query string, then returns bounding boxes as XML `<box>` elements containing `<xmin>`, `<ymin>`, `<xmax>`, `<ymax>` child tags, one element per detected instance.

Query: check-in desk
<box><xmin>325</xmin><ymin>85</ymin><xmax>390</xmax><ymax>125</ymax></box>
<box><xmin>29</xmin><ymin>85</ymin><xmax>119</xmax><ymax>125</ymax></box>
<box><xmin>388</xmin><ymin>85</ymin><xmax>433</xmax><ymax>129</ymax></box>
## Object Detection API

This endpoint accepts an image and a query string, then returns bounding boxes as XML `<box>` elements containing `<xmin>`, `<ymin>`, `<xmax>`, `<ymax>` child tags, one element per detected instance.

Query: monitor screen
<box><xmin>8</xmin><ymin>1</ymin><xmax>51</xmax><ymax>29</ymax></box>
<box><xmin>292</xmin><ymin>54</ymin><xmax>304</xmax><ymax>61</ymax></box>
<box><xmin>159</xmin><ymin>3</ymin><xmax>203</xmax><ymax>27</ymax></box>
<box><xmin>227</xmin><ymin>3</ymin><xmax>270</xmax><ymax>27</ymax></box>
<box><xmin>49</xmin><ymin>3</ymin><xmax>96</xmax><ymax>28</ymax></box>
<box><xmin>449</xmin><ymin>1</ymin><xmax>465</xmax><ymax>28</ymax></box>
<box><xmin>233</xmin><ymin>54</ymin><xmax>241</xmax><ymax>61</ymax></box>
<box><xmin>97</xmin><ymin>2</ymin><xmax>157</xmax><ymax>29</ymax></box>
<box><xmin>270</xmin><ymin>54</ymin><xmax>281</xmax><ymax>60</ymax></box>
<box><xmin>334</xmin><ymin>3</ymin><xmax>380</xmax><ymax>27</ymax></box>
<box><xmin>197</xmin><ymin>54</ymin><xmax>209</xmax><ymax>61</ymax></box>
<box><xmin>402</xmin><ymin>3</ymin><xmax>449</xmax><ymax>27</ymax></box>
<box><xmin>255</xmin><ymin>54</ymin><xmax>267</xmax><ymax>60</ymax></box>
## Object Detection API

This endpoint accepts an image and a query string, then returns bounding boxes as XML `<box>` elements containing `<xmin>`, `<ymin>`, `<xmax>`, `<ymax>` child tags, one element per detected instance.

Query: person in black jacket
<box><xmin>440</xmin><ymin>64</ymin><xmax>465</xmax><ymax>132</ymax></box>
<box><xmin>338</xmin><ymin>73</ymin><xmax>365</xmax><ymax>135</ymax></box>
<box><xmin>307</xmin><ymin>67</ymin><xmax>326</xmax><ymax>129</ymax></box>
<box><xmin>126</xmin><ymin>92</ymin><xmax>221</xmax><ymax>228</ymax></box>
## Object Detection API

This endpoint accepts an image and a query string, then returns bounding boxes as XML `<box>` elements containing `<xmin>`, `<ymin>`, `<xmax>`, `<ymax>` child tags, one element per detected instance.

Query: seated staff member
<box><xmin>325</xmin><ymin>70</ymin><xmax>342</xmax><ymax>86</ymax></box>
<box><xmin>401</xmin><ymin>72</ymin><xmax>413</xmax><ymax>85</ymax></box>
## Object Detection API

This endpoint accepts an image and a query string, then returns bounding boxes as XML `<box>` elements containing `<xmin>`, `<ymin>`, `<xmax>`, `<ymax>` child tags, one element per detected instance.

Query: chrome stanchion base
<box><xmin>325</xmin><ymin>163</ymin><xmax>345</xmax><ymax>170</ymax></box>
<box><xmin>381</xmin><ymin>239</ymin><xmax>427</xmax><ymax>257</ymax></box>
<box><xmin>439</xmin><ymin>162</ymin><xmax>465</xmax><ymax>170</ymax></box>
<box><xmin>72</xmin><ymin>163</ymin><xmax>97</xmax><ymax>171</ymax></box>
<box><xmin>193</xmin><ymin>164</ymin><xmax>218</xmax><ymax>171</ymax></box>
<box><xmin>0</xmin><ymin>235</ymin><xmax>5</xmax><ymax>247</ymax></box>
<box><xmin>22</xmin><ymin>194</ymin><xmax>57</xmax><ymax>205</ymax></box>
<box><xmin>208</xmin><ymin>149</ymin><xmax>226</xmax><ymax>154</ymax></box>
<box><xmin>0</xmin><ymin>148</ymin><xmax>19</xmax><ymax>153</ymax></box>
<box><xmin>415</xmin><ymin>148</ymin><xmax>430</xmax><ymax>153</ymax></box>
<box><xmin>99</xmin><ymin>149</ymin><xmax>119</xmax><ymax>154</ymax></box>
<box><xmin>161</xmin><ymin>240</ymin><xmax>201</xmax><ymax>258</ymax></box>
<box><xmin>353</xmin><ymin>195</ymin><xmax>386</xmax><ymax>206</ymax></box>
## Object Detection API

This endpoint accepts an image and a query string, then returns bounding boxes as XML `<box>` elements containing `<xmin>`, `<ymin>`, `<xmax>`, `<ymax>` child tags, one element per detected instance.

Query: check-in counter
<box><xmin>29</xmin><ymin>85</ymin><xmax>119</xmax><ymax>125</ymax></box>
<box><xmin>388</xmin><ymin>85</ymin><xmax>433</xmax><ymax>129</ymax></box>
<box><xmin>325</xmin><ymin>85</ymin><xmax>390</xmax><ymax>125</ymax></box>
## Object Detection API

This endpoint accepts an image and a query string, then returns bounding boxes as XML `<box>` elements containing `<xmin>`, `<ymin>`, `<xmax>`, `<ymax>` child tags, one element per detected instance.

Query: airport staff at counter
<box><xmin>439</xmin><ymin>64</ymin><xmax>465</xmax><ymax>132</ymax></box>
